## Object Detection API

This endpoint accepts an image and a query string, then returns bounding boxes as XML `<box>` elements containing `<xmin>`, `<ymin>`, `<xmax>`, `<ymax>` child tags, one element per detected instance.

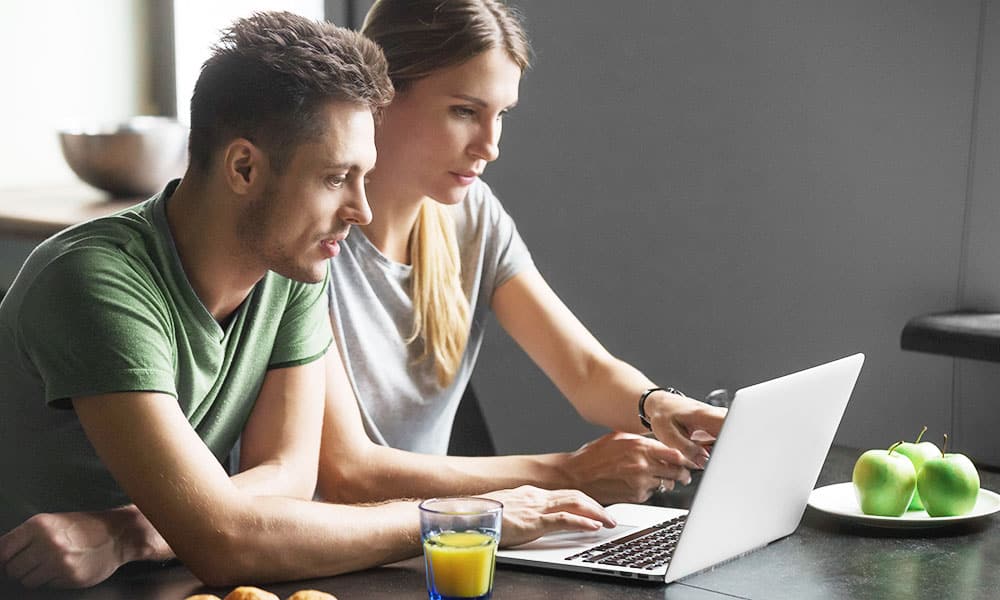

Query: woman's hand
<box><xmin>480</xmin><ymin>485</ymin><xmax>616</xmax><ymax>548</ymax></box>
<box><xmin>644</xmin><ymin>391</ymin><xmax>727</xmax><ymax>467</ymax></box>
<box><xmin>559</xmin><ymin>431</ymin><xmax>693</xmax><ymax>504</ymax></box>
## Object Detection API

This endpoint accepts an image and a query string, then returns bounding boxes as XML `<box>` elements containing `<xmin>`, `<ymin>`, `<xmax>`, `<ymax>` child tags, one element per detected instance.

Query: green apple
<box><xmin>916</xmin><ymin>434</ymin><xmax>980</xmax><ymax>517</ymax></box>
<box><xmin>894</xmin><ymin>426</ymin><xmax>940</xmax><ymax>511</ymax></box>
<box><xmin>852</xmin><ymin>441</ymin><xmax>917</xmax><ymax>517</ymax></box>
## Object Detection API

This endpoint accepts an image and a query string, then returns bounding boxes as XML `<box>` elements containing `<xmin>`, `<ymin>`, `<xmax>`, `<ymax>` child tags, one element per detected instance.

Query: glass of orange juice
<box><xmin>419</xmin><ymin>497</ymin><xmax>503</xmax><ymax>600</ymax></box>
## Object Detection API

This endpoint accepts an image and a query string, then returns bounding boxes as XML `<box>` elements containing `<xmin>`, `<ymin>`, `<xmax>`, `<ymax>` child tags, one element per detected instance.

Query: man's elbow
<box><xmin>179</xmin><ymin>526</ymin><xmax>268</xmax><ymax>587</ymax></box>
<box><xmin>189</xmin><ymin>561</ymin><xmax>246</xmax><ymax>589</ymax></box>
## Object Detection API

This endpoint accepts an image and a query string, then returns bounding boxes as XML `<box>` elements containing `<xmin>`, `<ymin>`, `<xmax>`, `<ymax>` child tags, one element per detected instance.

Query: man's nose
<box><xmin>342</xmin><ymin>183</ymin><xmax>372</xmax><ymax>225</ymax></box>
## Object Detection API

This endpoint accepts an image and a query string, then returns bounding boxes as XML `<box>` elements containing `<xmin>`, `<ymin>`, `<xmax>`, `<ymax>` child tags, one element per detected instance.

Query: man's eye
<box><xmin>326</xmin><ymin>175</ymin><xmax>347</xmax><ymax>188</ymax></box>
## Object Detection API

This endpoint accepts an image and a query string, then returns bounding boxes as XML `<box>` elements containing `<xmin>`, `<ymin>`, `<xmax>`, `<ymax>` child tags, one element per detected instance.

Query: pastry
<box><xmin>287</xmin><ymin>591</ymin><xmax>338</xmax><ymax>600</ymax></box>
<box><xmin>222</xmin><ymin>586</ymin><xmax>280</xmax><ymax>600</ymax></box>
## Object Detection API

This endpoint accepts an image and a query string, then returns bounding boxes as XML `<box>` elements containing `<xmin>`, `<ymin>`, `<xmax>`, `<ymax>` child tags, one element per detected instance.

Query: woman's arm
<box><xmin>491</xmin><ymin>269</ymin><xmax>726</xmax><ymax>465</ymax></box>
<box><xmin>317</xmin><ymin>342</ymin><xmax>564</xmax><ymax>502</ymax></box>
<box><xmin>317</xmin><ymin>324</ymin><xmax>691</xmax><ymax>505</ymax></box>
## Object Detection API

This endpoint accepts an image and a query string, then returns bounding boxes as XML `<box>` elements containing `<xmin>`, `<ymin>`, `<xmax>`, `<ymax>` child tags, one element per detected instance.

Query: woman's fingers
<box><xmin>565</xmin><ymin>432</ymin><xmax>704</xmax><ymax>503</ymax></box>
<box><xmin>645</xmin><ymin>443</ymin><xmax>694</xmax><ymax>484</ymax></box>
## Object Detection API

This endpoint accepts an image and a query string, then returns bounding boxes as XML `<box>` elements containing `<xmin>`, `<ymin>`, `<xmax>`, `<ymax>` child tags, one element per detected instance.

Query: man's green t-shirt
<box><xmin>0</xmin><ymin>181</ymin><xmax>332</xmax><ymax>533</ymax></box>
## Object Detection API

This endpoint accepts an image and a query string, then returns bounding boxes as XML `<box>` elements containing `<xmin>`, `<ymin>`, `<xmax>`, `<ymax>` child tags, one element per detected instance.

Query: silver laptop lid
<box><xmin>664</xmin><ymin>353</ymin><xmax>864</xmax><ymax>582</ymax></box>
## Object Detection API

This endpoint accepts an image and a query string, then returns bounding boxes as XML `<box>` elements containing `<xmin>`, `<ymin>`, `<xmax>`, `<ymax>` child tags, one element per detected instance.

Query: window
<box><xmin>172</xmin><ymin>0</ymin><xmax>325</xmax><ymax>124</ymax></box>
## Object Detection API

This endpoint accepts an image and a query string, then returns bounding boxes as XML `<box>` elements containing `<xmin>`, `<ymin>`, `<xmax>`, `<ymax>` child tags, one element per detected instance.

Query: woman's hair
<box><xmin>362</xmin><ymin>0</ymin><xmax>531</xmax><ymax>388</ymax></box>
<box><xmin>188</xmin><ymin>11</ymin><xmax>393</xmax><ymax>173</ymax></box>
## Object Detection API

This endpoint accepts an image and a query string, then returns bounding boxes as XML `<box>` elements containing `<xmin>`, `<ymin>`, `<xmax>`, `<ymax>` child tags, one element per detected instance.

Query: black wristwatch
<box><xmin>639</xmin><ymin>387</ymin><xmax>686</xmax><ymax>430</ymax></box>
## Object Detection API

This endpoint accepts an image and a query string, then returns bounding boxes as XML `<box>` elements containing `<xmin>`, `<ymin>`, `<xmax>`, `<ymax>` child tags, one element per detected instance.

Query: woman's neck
<box><xmin>360</xmin><ymin>177</ymin><xmax>426</xmax><ymax>264</ymax></box>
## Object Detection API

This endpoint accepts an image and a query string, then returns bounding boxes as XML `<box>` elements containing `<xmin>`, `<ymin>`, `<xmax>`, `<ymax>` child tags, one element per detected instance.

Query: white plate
<box><xmin>807</xmin><ymin>482</ymin><xmax>1000</xmax><ymax>528</ymax></box>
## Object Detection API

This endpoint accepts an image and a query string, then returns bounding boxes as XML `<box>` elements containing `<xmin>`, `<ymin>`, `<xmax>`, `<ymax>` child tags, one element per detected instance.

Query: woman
<box><xmin>319</xmin><ymin>0</ymin><xmax>726</xmax><ymax>505</ymax></box>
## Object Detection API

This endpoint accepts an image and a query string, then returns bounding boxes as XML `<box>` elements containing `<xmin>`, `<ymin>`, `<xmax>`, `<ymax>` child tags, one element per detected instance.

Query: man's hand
<box><xmin>481</xmin><ymin>485</ymin><xmax>616</xmax><ymax>548</ymax></box>
<box><xmin>559</xmin><ymin>432</ymin><xmax>692</xmax><ymax>504</ymax></box>
<box><xmin>0</xmin><ymin>507</ymin><xmax>170</xmax><ymax>588</ymax></box>
<box><xmin>645</xmin><ymin>391</ymin><xmax>727</xmax><ymax>467</ymax></box>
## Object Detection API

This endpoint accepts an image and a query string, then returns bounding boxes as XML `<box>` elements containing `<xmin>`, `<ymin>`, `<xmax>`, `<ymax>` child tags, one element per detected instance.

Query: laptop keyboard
<box><xmin>564</xmin><ymin>515</ymin><xmax>687</xmax><ymax>571</ymax></box>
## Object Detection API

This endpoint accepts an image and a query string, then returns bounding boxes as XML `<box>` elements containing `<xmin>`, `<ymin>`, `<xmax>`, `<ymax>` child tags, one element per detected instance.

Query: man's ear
<box><xmin>222</xmin><ymin>138</ymin><xmax>262</xmax><ymax>194</ymax></box>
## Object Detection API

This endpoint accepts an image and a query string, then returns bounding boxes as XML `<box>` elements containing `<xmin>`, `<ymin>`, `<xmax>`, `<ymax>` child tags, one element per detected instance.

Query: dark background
<box><xmin>401</xmin><ymin>1</ymin><xmax>1000</xmax><ymax>465</ymax></box>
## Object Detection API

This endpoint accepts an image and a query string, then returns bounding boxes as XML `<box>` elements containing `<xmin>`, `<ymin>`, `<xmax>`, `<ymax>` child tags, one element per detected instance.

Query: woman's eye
<box><xmin>451</xmin><ymin>106</ymin><xmax>476</xmax><ymax>119</ymax></box>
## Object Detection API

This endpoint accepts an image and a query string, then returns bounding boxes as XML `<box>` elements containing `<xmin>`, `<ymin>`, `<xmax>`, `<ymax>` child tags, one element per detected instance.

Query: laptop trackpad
<box><xmin>505</xmin><ymin>504</ymin><xmax>687</xmax><ymax>551</ymax></box>
<box><xmin>509</xmin><ymin>524</ymin><xmax>640</xmax><ymax>551</ymax></box>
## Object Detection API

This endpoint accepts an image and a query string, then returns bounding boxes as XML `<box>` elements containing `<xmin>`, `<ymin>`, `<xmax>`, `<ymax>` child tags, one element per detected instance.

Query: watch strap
<box><xmin>639</xmin><ymin>386</ymin><xmax>686</xmax><ymax>430</ymax></box>
<box><xmin>638</xmin><ymin>387</ymin><xmax>664</xmax><ymax>430</ymax></box>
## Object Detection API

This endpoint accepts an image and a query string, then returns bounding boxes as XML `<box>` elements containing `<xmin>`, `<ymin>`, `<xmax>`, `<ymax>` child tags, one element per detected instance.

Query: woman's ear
<box><xmin>222</xmin><ymin>138</ymin><xmax>260</xmax><ymax>194</ymax></box>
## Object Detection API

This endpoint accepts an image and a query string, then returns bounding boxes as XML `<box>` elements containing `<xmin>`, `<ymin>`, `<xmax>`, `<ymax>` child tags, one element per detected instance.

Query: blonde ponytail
<box><xmin>407</xmin><ymin>200</ymin><xmax>471</xmax><ymax>387</ymax></box>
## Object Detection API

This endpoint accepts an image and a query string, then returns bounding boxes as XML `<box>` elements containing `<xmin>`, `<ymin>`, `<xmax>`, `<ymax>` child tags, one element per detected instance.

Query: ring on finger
<box><xmin>656</xmin><ymin>478</ymin><xmax>667</xmax><ymax>494</ymax></box>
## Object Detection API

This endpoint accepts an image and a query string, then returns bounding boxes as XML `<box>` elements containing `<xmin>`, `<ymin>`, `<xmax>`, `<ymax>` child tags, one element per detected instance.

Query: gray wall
<box><xmin>471</xmin><ymin>0</ymin><xmax>1000</xmax><ymax>465</ymax></box>
<box><xmin>957</xmin><ymin>1</ymin><xmax>1000</xmax><ymax>466</ymax></box>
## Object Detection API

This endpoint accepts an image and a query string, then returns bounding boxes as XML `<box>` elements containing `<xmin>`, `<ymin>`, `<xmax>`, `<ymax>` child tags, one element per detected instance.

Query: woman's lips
<box><xmin>451</xmin><ymin>172</ymin><xmax>478</xmax><ymax>186</ymax></box>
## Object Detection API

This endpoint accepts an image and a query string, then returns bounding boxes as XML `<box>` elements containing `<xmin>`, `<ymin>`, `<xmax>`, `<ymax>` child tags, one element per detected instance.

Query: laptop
<box><xmin>496</xmin><ymin>353</ymin><xmax>865</xmax><ymax>583</ymax></box>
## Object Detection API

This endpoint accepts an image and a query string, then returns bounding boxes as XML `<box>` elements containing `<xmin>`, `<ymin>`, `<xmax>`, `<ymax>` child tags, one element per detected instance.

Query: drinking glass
<box><xmin>419</xmin><ymin>497</ymin><xmax>503</xmax><ymax>600</ymax></box>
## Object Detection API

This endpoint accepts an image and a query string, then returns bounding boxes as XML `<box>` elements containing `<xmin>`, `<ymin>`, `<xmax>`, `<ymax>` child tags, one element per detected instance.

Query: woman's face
<box><xmin>373</xmin><ymin>47</ymin><xmax>522</xmax><ymax>205</ymax></box>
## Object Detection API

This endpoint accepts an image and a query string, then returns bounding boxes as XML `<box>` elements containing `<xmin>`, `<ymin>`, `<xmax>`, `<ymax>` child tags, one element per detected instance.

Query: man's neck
<box><xmin>165</xmin><ymin>175</ymin><xmax>265</xmax><ymax>322</ymax></box>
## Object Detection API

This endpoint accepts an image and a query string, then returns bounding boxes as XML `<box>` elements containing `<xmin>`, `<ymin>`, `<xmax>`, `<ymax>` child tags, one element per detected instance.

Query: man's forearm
<box><xmin>114</xmin><ymin>458</ymin><xmax>325</xmax><ymax>564</ymax></box>
<box><xmin>39</xmin><ymin>486</ymin><xmax>419</xmax><ymax>587</ymax></box>
<box><xmin>178</xmin><ymin>496</ymin><xmax>420</xmax><ymax>586</ymax></box>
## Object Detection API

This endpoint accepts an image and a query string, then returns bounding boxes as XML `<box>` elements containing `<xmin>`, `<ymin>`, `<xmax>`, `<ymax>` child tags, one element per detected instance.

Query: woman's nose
<box><xmin>469</xmin><ymin>122</ymin><xmax>501</xmax><ymax>162</ymax></box>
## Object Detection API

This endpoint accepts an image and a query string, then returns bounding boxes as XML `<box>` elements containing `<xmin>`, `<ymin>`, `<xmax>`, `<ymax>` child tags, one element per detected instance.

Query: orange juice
<box><xmin>423</xmin><ymin>530</ymin><xmax>497</xmax><ymax>599</ymax></box>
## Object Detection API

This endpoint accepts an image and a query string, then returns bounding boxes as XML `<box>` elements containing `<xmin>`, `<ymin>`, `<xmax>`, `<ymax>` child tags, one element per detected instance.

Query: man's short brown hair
<box><xmin>188</xmin><ymin>11</ymin><xmax>394</xmax><ymax>173</ymax></box>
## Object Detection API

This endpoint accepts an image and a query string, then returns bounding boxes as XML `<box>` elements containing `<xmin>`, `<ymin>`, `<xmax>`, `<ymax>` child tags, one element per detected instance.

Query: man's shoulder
<box><xmin>30</xmin><ymin>219</ymin><xmax>154</xmax><ymax>280</ymax></box>
<box><xmin>34</xmin><ymin>199</ymin><xmax>157</xmax><ymax>260</ymax></box>
<box><xmin>11</xmin><ymin>204</ymin><xmax>166</xmax><ymax>312</ymax></box>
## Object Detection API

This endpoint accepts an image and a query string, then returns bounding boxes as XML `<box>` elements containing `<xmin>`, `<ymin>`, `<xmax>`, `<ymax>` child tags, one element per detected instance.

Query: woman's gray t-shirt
<box><xmin>327</xmin><ymin>178</ymin><xmax>534</xmax><ymax>454</ymax></box>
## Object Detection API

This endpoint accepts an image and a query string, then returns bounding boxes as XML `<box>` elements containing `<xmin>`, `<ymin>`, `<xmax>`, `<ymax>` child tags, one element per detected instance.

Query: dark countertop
<box><xmin>0</xmin><ymin>185</ymin><xmax>138</xmax><ymax>239</ymax></box>
<box><xmin>2</xmin><ymin>445</ymin><xmax>996</xmax><ymax>600</ymax></box>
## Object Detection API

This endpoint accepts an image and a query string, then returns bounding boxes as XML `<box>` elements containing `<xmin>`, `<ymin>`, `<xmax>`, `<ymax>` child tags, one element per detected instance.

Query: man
<box><xmin>0</xmin><ymin>12</ymin><xmax>612</xmax><ymax>588</ymax></box>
